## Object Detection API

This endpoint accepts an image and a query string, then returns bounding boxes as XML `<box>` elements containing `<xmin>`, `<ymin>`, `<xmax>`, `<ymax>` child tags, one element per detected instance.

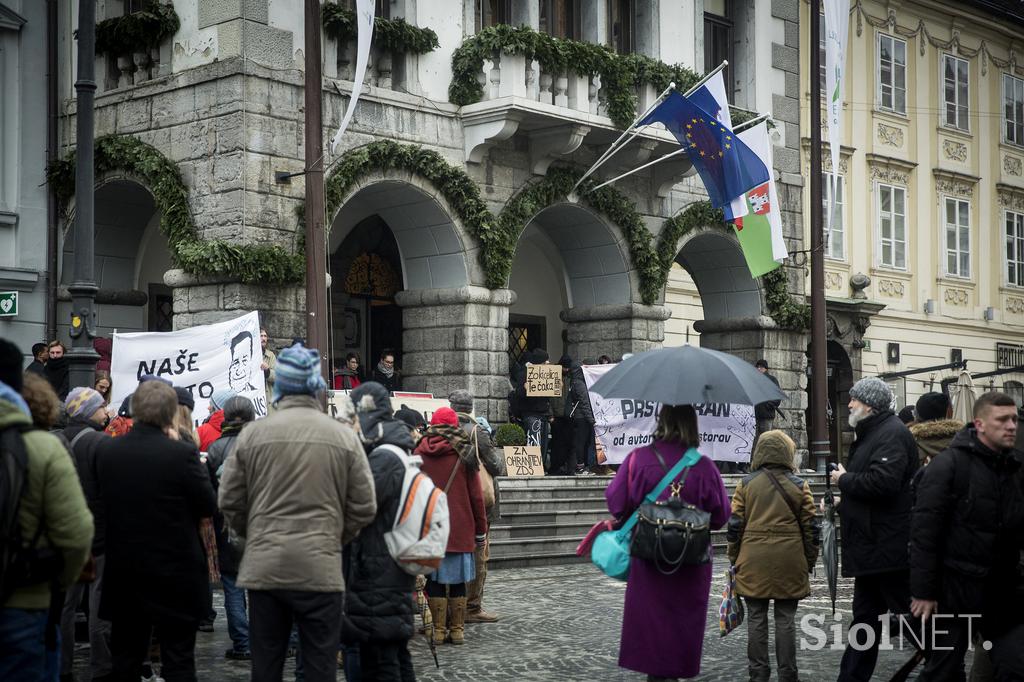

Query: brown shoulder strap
<box><xmin>766</xmin><ymin>471</ymin><xmax>803</xmax><ymax>531</ymax></box>
<box><xmin>443</xmin><ymin>457</ymin><xmax>461</xmax><ymax>494</ymax></box>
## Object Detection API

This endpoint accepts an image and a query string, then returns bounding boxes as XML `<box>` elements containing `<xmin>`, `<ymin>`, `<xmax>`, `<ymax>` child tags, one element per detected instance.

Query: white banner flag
<box><xmin>582</xmin><ymin>365</ymin><xmax>757</xmax><ymax>465</ymax></box>
<box><xmin>109</xmin><ymin>311</ymin><xmax>269</xmax><ymax>428</ymax></box>
<box><xmin>824</xmin><ymin>0</ymin><xmax>850</xmax><ymax>234</ymax></box>
<box><xmin>329</xmin><ymin>0</ymin><xmax>375</xmax><ymax>153</ymax></box>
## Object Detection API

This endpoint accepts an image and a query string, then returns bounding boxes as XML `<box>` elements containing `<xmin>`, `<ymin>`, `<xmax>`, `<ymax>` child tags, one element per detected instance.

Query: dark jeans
<box><xmin>110</xmin><ymin>614</ymin><xmax>197</xmax><ymax>682</ymax></box>
<box><xmin>989</xmin><ymin>624</ymin><xmax>1024</xmax><ymax>680</ymax></box>
<box><xmin>0</xmin><ymin>607</ymin><xmax>60</xmax><ymax>682</ymax></box>
<box><xmin>60</xmin><ymin>553</ymin><xmax>111</xmax><ymax>677</ymax></box>
<box><xmin>360</xmin><ymin>639</ymin><xmax>415</xmax><ymax>681</ymax></box>
<box><xmin>838</xmin><ymin>570</ymin><xmax>914</xmax><ymax>682</ymax></box>
<box><xmin>746</xmin><ymin>598</ymin><xmax>798</xmax><ymax>682</ymax></box>
<box><xmin>249</xmin><ymin>589</ymin><xmax>343</xmax><ymax>682</ymax></box>
<box><xmin>548</xmin><ymin>417</ymin><xmax>572</xmax><ymax>474</ymax></box>
<box><xmin>570</xmin><ymin>419</ymin><xmax>593</xmax><ymax>472</ymax></box>
<box><xmin>221</xmin><ymin>573</ymin><xmax>250</xmax><ymax>653</ymax></box>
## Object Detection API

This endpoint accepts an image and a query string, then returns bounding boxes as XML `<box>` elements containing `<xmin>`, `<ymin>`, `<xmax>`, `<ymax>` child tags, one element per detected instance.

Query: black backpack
<box><xmin>0</xmin><ymin>424</ymin><xmax>61</xmax><ymax>604</ymax></box>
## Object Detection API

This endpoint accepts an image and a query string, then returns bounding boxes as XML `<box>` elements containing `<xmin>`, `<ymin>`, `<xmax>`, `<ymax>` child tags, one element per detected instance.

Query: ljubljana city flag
<box><xmin>732</xmin><ymin>122</ymin><xmax>788</xmax><ymax>277</ymax></box>
<box><xmin>639</xmin><ymin>92</ymin><xmax>769</xmax><ymax>210</ymax></box>
<box><xmin>690</xmin><ymin>69</ymin><xmax>748</xmax><ymax>222</ymax></box>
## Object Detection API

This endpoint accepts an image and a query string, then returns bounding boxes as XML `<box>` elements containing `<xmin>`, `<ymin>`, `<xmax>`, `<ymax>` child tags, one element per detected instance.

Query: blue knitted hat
<box><xmin>273</xmin><ymin>344</ymin><xmax>326</xmax><ymax>401</ymax></box>
<box><xmin>209</xmin><ymin>387</ymin><xmax>237</xmax><ymax>412</ymax></box>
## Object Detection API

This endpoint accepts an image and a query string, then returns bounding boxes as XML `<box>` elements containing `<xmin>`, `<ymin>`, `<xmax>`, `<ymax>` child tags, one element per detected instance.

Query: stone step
<box><xmin>497</xmin><ymin>509</ymin><xmax>610</xmax><ymax>527</ymax></box>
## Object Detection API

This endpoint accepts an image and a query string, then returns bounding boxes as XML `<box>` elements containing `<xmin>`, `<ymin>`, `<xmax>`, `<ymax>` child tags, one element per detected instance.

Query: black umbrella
<box><xmin>589</xmin><ymin>345</ymin><xmax>786</xmax><ymax>407</ymax></box>
<box><xmin>821</xmin><ymin>488</ymin><xmax>840</xmax><ymax>617</ymax></box>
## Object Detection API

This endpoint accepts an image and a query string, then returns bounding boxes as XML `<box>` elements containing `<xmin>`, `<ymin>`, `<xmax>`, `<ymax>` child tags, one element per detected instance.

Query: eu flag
<box><xmin>639</xmin><ymin>92</ymin><xmax>769</xmax><ymax>209</ymax></box>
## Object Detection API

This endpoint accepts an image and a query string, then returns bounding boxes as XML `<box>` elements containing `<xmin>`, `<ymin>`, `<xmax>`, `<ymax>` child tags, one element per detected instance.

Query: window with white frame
<box><xmin>823</xmin><ymin>174</ymin><xmax>845</xmax><ymax>259</ymax></box>
<box><xmin>1007</xmin><ymin>210</ymin><xmax>1024</xmax><ymax>286</ymax></box>
<box><xmin>878</xmin><ymin>184</ymin><xmax>906</xmax><ymax>268</ymax></box>
<box><xmin>943</xmin><ymin>55</ymin><xmax>969</xmax><ymax>130</ymax></box>
<box><xmin>878</xmin><ymin>34</ymin><xmax>907</xmax><ymax>114</ymax></box>
<box><xmin>1005</xmin><ymin>74</ymin><xmax>1024</xmax><ymax>146</ymax></box>
<box><xmin>945</xmin><ymin>197</ymin><xmax>971</xmax><ymax>278</ymax></box>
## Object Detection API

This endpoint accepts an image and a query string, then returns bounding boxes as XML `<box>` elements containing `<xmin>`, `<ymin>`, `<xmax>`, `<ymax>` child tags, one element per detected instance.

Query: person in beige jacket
<box><xmin>727</xmin><ymin>430</ymin><xmax>820</xmax><ymax>682</ymax></box>
<box><xmin>219</xmin><ymin>344</ymin><xmax>376</xmax><ymax>682</ymax></box>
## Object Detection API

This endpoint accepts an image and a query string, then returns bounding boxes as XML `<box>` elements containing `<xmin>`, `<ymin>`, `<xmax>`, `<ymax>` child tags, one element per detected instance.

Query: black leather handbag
<box><xmin>629</xmin><ymin>446</ymin><xmax>712</xmax><ymax>573</ymax></box>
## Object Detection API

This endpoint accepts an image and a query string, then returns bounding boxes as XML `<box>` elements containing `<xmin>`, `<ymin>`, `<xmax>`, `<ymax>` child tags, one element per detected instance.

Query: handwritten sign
<box><xmin>503</xmin><ymin>445</ymin><xmax>545</xmax><ymax>477</ymax></box>
<box><xmin>526</xmin><ymin>364</ymin><xmax>562</xmax><ymax>397</ymax></box>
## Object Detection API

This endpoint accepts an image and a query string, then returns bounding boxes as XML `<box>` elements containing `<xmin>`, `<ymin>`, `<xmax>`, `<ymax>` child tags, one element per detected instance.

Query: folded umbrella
<box><xmin>588</xmin><ymin>345</ymin><xmax>786</xmax><ymax>407</ymax></box>
<box><xmin>821</xmin><ymin>488</ymin><xmax>839</xmax><ymax>617</ymax></box>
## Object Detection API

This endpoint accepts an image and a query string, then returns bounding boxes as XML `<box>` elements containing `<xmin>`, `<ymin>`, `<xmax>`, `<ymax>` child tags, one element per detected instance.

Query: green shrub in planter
<box><xmin>494</xmin><ymin>423</ymin><xmax>526</xmax><ymax>448</ymax></box>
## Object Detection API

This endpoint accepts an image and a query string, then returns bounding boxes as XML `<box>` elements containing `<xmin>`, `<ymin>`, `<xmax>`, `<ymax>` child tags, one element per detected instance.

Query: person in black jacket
<box><xmin>25</xmin><ymin>342</ymin><xmax>47</xmax><ymax>377</ymax></box>
<box><xmin>345</xmin><ymin>382</ymin><xmax>417</xmax><ymax>681</ymax></box>
<box><xmin>910</xmin><ymin>392</ymin><xmax>1024</xmax><ymax>681</ymax></box>
<box><xmin>513</xmin><ymin>349</ymin><xmax>553</xmax><ymax>470</ymax></box>
<box><xmin>206</xmin><ymin>395</ymin><xmax>256</xmax><ymax>661</ymax></box>
<box><xmin>44</xmin><ymin>341</ymin><xmax>70</xmax><ymax>401</ymax></box>
<box><xmin>58</xmin><ymin>387</ymin><xmax>113</xmax><ymax>681</ymax></box>
<box><xmin>830</xmin><ymin>377</ymin><xmax>919</xmax><ymax>682</ymax></box>
<box><xmin>95</xmin><ymin>380</ymin><xmax>217</xmax><ymax>682</ymax></box>
<box><xmin>568</xmin><ymin>361</ymin><xmax>596</xmax><ymax>476</ymax></box>
<box><xmin>370</xmin><ymin>349</ymin><xmax>403</xmax><ymax>394</ymax></box>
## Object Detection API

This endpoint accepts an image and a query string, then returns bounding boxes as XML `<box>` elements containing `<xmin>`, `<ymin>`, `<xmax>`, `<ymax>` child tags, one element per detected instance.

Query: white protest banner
<box><xmin>110</xmin><ymin>311</ymin><xmax>268</xmax><ymax>426</ymax></box>
<box><xmin>693</xmin><ymin>402</ymin><xmax>756</xmax><ymax>463</ymax></box>
<box><xmin>327</xmin><ymin>391</ymin><xmax>449</xmax><ymax>423</ymax></box>
<box><xmin>583</xmin><ymin>365</ymin><xmax>757</xmax><ymax>464</ymax></box>
<box><xmin>329</xmin><ymin>0</ymin><xmax>375</xmax><ymax>153</ymax></box>
<box><xmin>582</xmin><ymin>364</ymin><xmax>658</xmax><ymax>465</ymax></box>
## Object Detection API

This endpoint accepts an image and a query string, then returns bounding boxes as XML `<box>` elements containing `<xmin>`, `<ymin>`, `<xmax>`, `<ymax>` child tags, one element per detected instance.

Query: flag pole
<box><xmin>732</xmin><ymin>113</ymin><xmax>772</xmax><ymax>134</ymax></box>
<box><xmin>680</xmin><ymin>59</ymin><xmax>728</xmax><ymax>98</ymax></box>
<box><xmin>586</xmin><ymin>147</ymin><xmax>689</xmax><ymax>193</ymax></box>
<box><xmin>569</xmin><ymin>82</ymin><xmax>676</xmax><ymax>196</ymax></box>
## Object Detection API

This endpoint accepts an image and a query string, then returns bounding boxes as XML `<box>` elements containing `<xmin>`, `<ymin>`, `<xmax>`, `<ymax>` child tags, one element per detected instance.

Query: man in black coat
<box><xmin>568</xmin><ymin>361</ymin><xmax>596</xmax><ymax>476</ymax></box>
<box><xmin>911</xmin><ymin>392</ymin><xmax>1024</xmax><ymax>680</ymax></box>
<box><xmin>345</xmin><ymin>382</ymin><xmax>417</xmax><ymax>681</ymax></box>
<box><xmin>95</xmin><ymin>380</ymin><xmax>217</xmax><ymax>682</ymax></box>
<box><xmin>830</xmin><ymin>377</ymin><xmax>919</xmax><ymax>682</ymax></box>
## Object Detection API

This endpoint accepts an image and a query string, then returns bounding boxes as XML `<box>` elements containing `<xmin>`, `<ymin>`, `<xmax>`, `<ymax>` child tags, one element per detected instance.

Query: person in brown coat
<box><xmin>727</xmin><ymin>430</ymin><xmax>820</xmax><ymax>682</ymax></box>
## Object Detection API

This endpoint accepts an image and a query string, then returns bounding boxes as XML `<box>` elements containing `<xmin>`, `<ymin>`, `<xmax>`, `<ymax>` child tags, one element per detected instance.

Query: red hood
<box><xmin>93</xmin><ymin>337</ymin><xmax>113</xmax><ymax>372</ymax></box>
<box><xmin>414</xmin><ymin>433</ymin><xmax>456</xmax><ymax>458</ymax></box>
<box><xmin>205</xmin><ymin>410</ymin><xmax>225</xmax><ymax>430</ymax></box>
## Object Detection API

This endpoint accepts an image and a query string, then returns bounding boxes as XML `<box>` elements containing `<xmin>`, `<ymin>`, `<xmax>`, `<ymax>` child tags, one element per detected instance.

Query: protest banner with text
<box><xmin>503</xmin><ymin>445</ymin><xmax>545</xmax><ymax>477</ymax></box>
<box><xmin>526</xmin><ymin>363</ymin><xmax>562</xmax><ymax>397</ymax></box>
<box><xmin>110</xmin><ymin>311</ymin><xmax>268</xmax><ymax>427</ymax></box>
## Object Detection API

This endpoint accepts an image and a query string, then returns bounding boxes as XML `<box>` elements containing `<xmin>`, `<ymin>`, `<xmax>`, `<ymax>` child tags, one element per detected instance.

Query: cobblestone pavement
<box><xmin>75</xmin><ymin>561</ymin><xmax>969</xmax><ymax>681</ymax></box>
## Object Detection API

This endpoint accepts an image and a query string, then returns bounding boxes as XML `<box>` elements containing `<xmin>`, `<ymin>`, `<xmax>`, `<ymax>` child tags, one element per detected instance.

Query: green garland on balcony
<box><xmin>95</xmin><ymin>0</ymin><xmax>180</xmax><ymax>56</ymax></box>
<box><xmin>46</xmin><ymin>136</ymin><xmax>305</xmax><ymax>285</ymax></box>
<box><xmin>452</xmin><ymin>25</ymin><xmax>771</xmax><ymax>130</ymax></box>
<box><xmin>321</xmin><ymin>4</ymin><xmax>439</xmax><ymax>54</ymax></box>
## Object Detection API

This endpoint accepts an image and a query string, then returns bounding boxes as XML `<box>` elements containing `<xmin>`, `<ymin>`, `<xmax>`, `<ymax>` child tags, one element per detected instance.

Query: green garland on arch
<box><xmin>95</xmin><ymin>0</ymin><xmax>180</xmax><ymax>57</ymax></box>
<box><xmin>321</xmin><ymin>4</ymin><xmax>439</xmax><ymax>54</ymax></box>
<box><xmin>46</xmin><ymin>136</ymin><xmax>305</xmax><ymax>285</ymax></box>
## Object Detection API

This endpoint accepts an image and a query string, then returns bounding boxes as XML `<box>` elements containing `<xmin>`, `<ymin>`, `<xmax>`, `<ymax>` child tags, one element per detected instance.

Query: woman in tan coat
<box><xmin>727</xmin><ymin>430</ymin><xmax>820</xmax><ymax>682</ymax></box>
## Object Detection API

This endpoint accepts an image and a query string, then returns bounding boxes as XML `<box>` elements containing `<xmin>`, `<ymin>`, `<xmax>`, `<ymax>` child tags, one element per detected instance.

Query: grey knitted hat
<box><xmin>448</xmin><ymin>389</ymin><xmax>474</xmax><ymax>412</ymax></box>
<box><xmin>849</xmin><ymin>377</ymin><xmax>893</xmax><ymax>412</ymax></box>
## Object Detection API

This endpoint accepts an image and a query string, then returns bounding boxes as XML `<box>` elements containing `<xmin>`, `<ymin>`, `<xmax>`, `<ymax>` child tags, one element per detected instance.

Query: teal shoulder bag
<box><xmin>591</xmin><ymin>447</ymin><xmax>700</xmax><ymax>581</ymax></box>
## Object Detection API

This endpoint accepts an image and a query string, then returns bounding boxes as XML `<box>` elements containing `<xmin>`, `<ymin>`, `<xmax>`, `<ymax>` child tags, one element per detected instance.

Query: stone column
<box><xmin>397</xmin><ymin>286</ymin><xmax>515</xmax><ymax>423</ymax></box>
<box><xmin>561</xmin><ymin>304</ymin><xmax>670</xmax><ymax>362</ymax></box>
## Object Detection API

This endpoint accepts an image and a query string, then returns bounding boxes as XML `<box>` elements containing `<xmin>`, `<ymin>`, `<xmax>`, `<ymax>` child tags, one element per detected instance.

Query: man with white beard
<box><xmin>829</xmin><ymin>377</ymin><xmax>920</xmax><ymax>682</ymax></box>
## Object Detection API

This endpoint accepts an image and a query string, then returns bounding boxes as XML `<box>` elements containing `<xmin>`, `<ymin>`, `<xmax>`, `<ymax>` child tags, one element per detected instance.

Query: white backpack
<box><xmin>377</xmin><ymin>445</ymin><xmax>453</xmax><ymax>576</ymax></box>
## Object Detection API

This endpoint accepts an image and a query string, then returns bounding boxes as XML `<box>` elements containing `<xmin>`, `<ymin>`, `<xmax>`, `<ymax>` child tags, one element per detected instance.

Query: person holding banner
<box><xmin>605</xmin><ymin>405</ymin><xmax>731</xmax><ymax>681</ymax></box>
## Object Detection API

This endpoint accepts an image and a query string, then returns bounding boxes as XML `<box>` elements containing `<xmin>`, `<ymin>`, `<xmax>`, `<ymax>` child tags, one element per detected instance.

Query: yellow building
<box><xmin>794</xmin><ymin>0</ymin><xmax>1024</xmax><ymax>433</ymax></box>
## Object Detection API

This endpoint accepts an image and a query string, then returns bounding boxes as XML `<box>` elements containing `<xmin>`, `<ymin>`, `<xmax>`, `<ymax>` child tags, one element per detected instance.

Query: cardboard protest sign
<box><xmin>526</xmin><ymin>363</ymin><xmax>562</xmax><ymax>397</ymax></box>
<box><xmin>110</xmin><ymin>311</ymin><xmax>268</xmax><ymax>426</ymax></box>
<box><xmin>582</xmin><ymin>364</ymin><xmax>756</xmax><ymax>465</ymax></box>
<box><xmin>503</xmin><ymin>445</ymin><xmax>545</xmax><ymax>477</ymax></box>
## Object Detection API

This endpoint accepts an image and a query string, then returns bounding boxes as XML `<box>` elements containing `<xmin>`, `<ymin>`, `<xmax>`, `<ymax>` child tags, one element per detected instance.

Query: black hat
<box><xmin>173</xmin><ymin>386</ymin><xmax>195</xmax><ymax>411</ymax></box>
<box><xmin>897</xmin><ymin>405</ymin><xmax>915</xmax><ymax>424</ymax></box>
<box><xmin>0</xmin><ymin>338</ymin><xmax>24</xmax><ymax>393</ymax></box>
<box><xmin>394</xmin><ymin>404</ymin><xmax>426</xmax><ymax>430</ymax></box>
<box><xmin>117</xmin><ymin>394</ymin><xmax>133</xmax><ymax>418</ymax></box>
<box><xmin>915</xmin><ymin>392</ymin><xmax>950</xmax><ymax>422</ymax></box>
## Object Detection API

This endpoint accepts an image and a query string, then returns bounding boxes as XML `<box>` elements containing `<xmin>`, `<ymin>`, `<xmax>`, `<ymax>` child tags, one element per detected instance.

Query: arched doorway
<box><xmin>507</xmin><ymin>203</ymin><xmax>633</xmax><ymax>365</ymax></box>
<box><xmin>672</xmin><ymin>230</ymin><xmax>764</xmax><ymax>356</ymax></box>
<box><xmin>825</xmin><ymin>340</ymin><xmax>854</xmax><ymax>464</ymax></box>
<box><xmin>58</xmin><ymin>178</ymin><xmax>172</xmax><ymax>338</ymax></box>
<box><xmin>328</xmin><ymin>178</ymin><xmax>471</xmax><ymax>385</ymax></box>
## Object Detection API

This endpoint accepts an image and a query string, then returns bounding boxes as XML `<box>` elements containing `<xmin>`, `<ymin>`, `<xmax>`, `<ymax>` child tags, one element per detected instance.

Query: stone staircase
<box><xmin>489</xmin><ymin>473</ymin><xmax>832</xmax><ymax>569</ymax></box>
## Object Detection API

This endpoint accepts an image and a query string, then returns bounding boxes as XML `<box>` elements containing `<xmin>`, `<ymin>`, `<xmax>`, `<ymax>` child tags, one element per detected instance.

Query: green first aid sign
<box><xmin>0</xmin><ymin>291</ymin><xmax>18</xmax><ymax>317</ymax></box>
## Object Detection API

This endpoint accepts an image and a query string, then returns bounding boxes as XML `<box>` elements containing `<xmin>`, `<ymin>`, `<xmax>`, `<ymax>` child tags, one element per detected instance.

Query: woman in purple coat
<box><xmin>605</xmin><ymin>404</ymin><xmax>731</xmax><ymax>681</ymax></box>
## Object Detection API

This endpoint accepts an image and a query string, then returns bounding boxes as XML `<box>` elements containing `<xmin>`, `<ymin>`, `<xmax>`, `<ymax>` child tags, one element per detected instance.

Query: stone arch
<box><xmin>674</xmin><ymin>228</ymin><xmax>764</xmax><ymax>324</ymax></box>
<box><xmin>327</xmin><ymin>171</ymin><xmax>475</xmax><ymax>290</ymax></box>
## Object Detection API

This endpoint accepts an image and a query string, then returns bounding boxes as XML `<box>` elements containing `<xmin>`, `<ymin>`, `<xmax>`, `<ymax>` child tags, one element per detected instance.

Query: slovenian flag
<box><xmin>731</xmin><ymin>121</ymin><xmax>788</xmax><ymax>277</ymax></box>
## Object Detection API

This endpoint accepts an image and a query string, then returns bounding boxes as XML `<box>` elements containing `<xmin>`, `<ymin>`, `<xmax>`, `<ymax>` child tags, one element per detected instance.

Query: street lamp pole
<box><xmin>67</xmin><ymin>0</ymin><xmax>100</xmax><ymax>390</ymax></box>
<box><xmin>809</xmin><ymin>0</ymin><xmax>831</xmax><ymax>473</ymax></box>
<box><xmin>304</xmin><ymin>0</ymin><xmax>328</xmax><ymax>381</ymax></box>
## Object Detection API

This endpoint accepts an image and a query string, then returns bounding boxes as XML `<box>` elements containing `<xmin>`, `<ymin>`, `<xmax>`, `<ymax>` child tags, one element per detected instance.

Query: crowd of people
<box><xmin>0</xmin><ymin>335</ymin><xmax>503</xmax><ymax>682</ymax></box>
<box><xmin>606</xmin><ymin>376</ymin><xmax>1023</xmax><ymax>682</ymax></box>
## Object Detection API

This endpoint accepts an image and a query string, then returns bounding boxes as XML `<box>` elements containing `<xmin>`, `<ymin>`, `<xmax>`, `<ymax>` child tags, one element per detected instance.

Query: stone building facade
<box><xmin>49</xmin><ymin>0</ymin><xmax>808</xmax><ymax>444</ymax></box>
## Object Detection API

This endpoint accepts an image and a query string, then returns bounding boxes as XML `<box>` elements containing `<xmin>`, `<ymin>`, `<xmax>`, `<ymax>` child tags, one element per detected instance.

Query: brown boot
<box><xmin>427</xmin><ymin>597</ymin><xmax>448</xmax><ymax>645</ymax></box>
<box><xmin>465</xmin><ymin>608</ymin><xmax>499</xmax><ymax>623</ymax></box>
<box><xmin>448</xmin><ymin>597</ymin><xmax>467</xmax><ymax>645</ymax></box>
